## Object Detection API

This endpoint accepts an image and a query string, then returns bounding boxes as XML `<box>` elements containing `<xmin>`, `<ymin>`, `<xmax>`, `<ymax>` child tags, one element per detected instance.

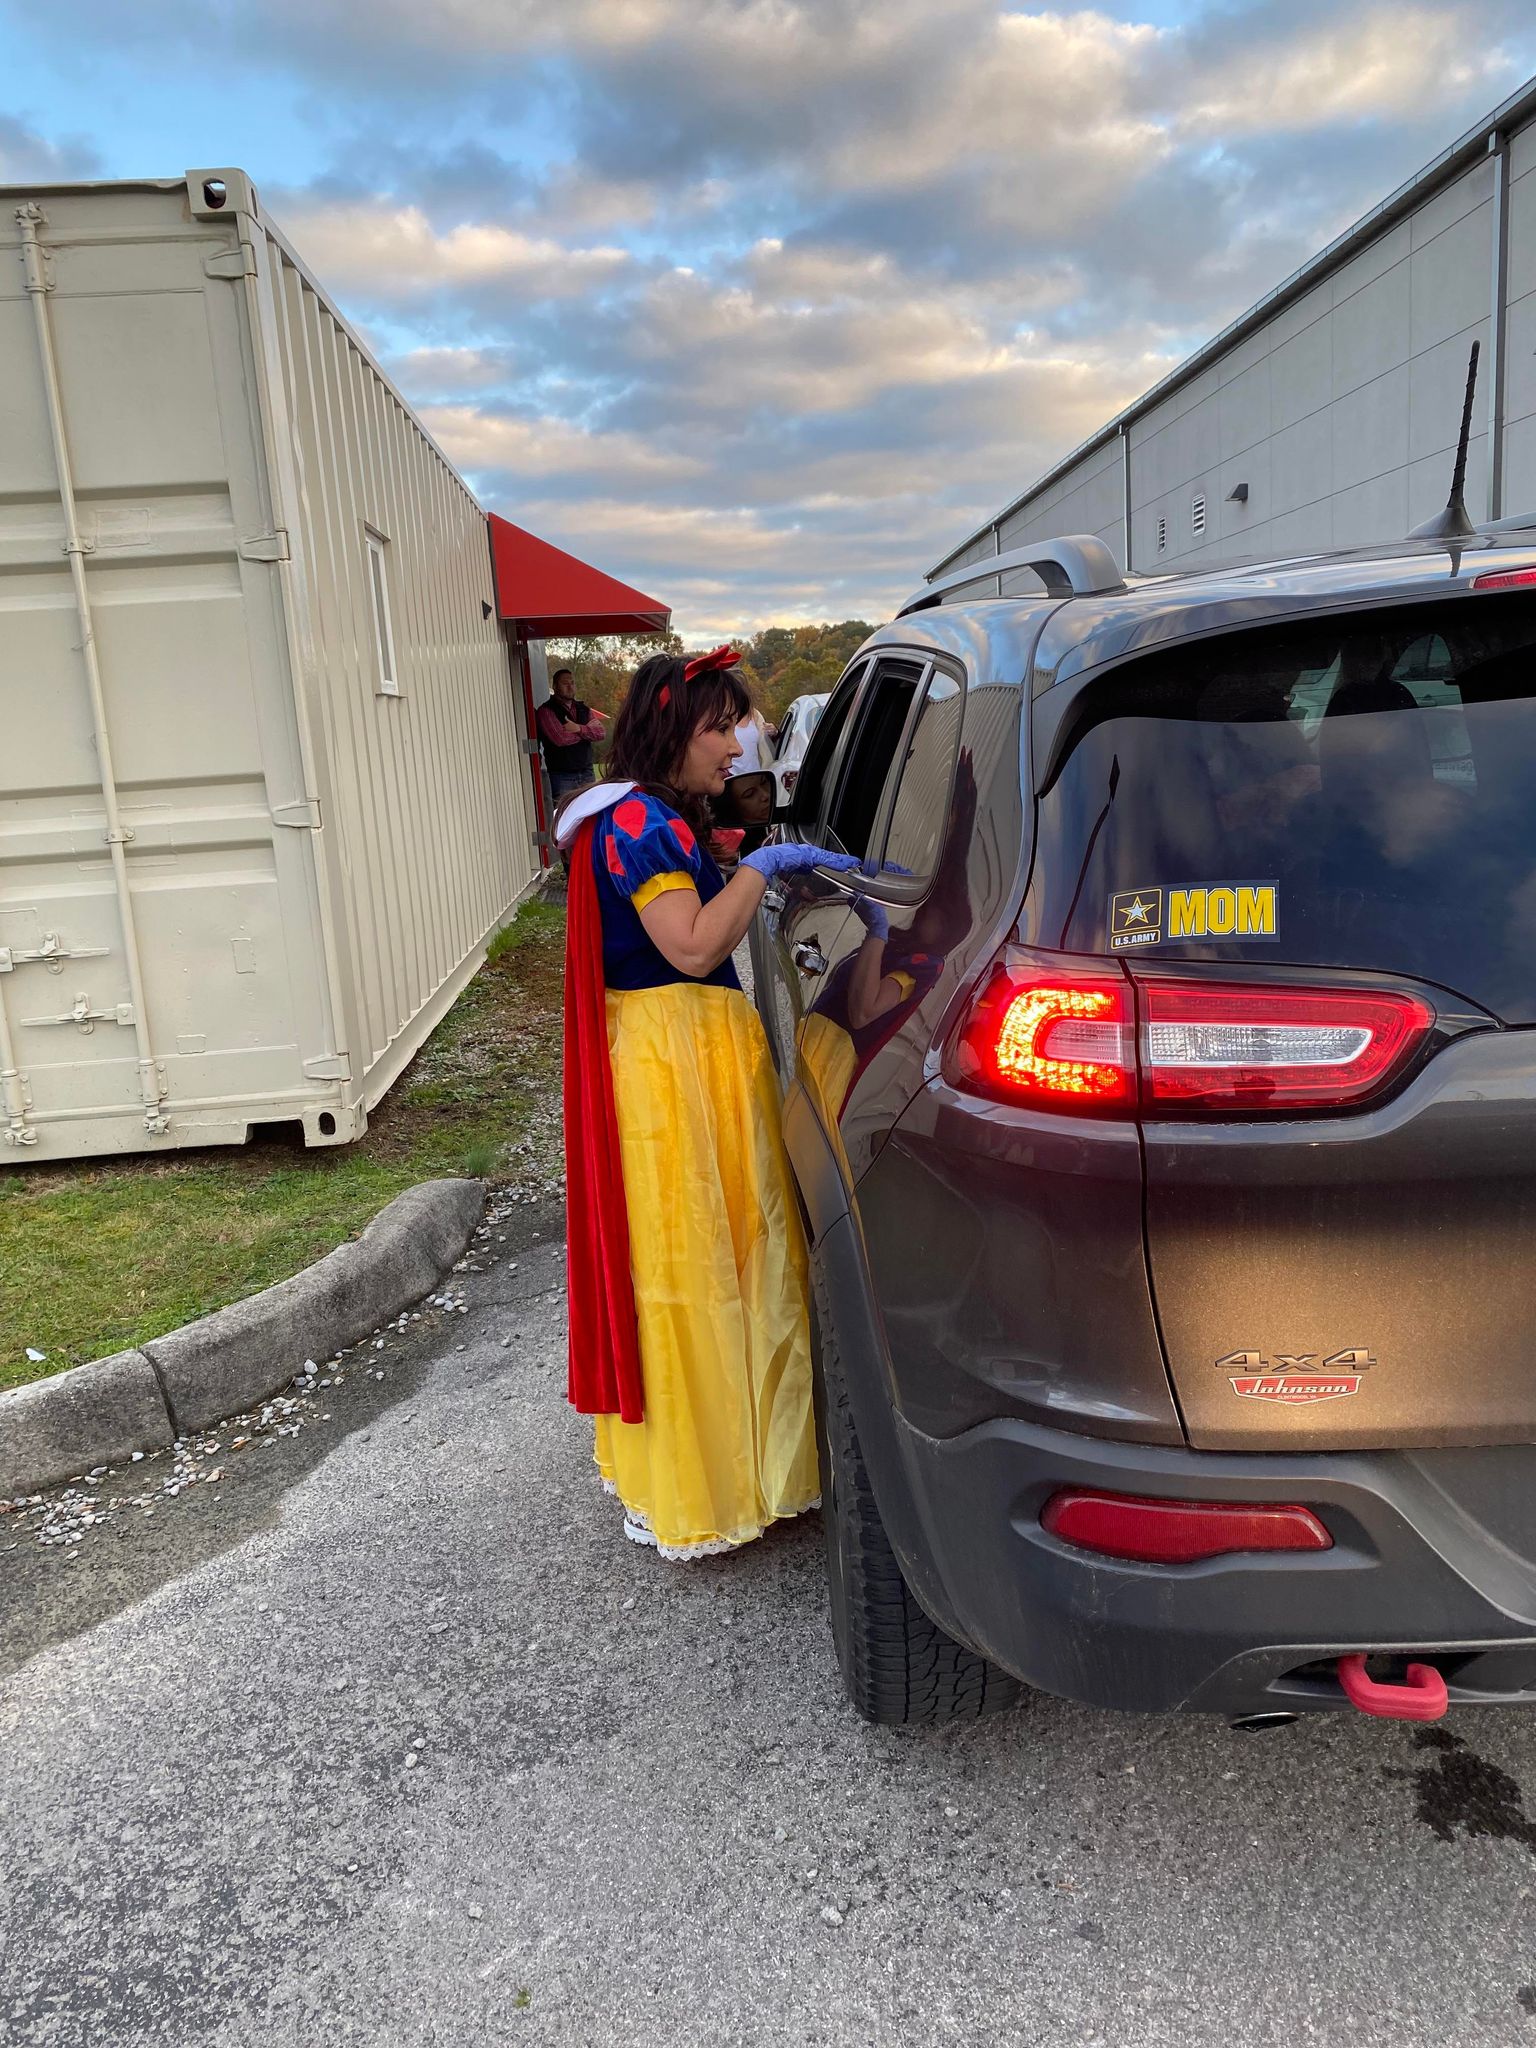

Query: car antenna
<box><xmin>1408</xmin><ymin>339</ymin><xmax>1479</xmax><ymax>541</ymax></box>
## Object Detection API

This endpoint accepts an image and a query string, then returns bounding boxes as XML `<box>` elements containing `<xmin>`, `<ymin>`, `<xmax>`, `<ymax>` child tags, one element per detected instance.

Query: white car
<box><xmin>768</xmin><ymin>692</ymin><xmax>830</xmax><ymax>803</ymax></box>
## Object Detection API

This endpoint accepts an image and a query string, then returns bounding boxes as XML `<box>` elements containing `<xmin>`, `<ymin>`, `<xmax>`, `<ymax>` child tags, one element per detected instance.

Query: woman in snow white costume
<box><xmin>557</xmin><ymin>646</ymin><xmax>859</xmax><ymax>1559</ymax></box>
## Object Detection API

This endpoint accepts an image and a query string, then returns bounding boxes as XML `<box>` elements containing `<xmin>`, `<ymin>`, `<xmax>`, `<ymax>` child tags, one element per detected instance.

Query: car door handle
<box><xmin>792</xmin><ymin>940</ymin><xmax>828</xmax><ymax>976</ymax></box>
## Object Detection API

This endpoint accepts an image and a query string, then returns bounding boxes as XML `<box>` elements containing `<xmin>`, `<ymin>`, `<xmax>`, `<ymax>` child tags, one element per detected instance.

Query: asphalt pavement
<box><xmin>5</xmin><ymin>1192</ymin><xmax>1536</xmax><ymax>2048</ymax></box>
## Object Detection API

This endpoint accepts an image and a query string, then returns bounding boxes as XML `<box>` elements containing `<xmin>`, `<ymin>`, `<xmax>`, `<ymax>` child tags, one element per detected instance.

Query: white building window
<box><xmin>1191</xmin><ymin>493</ymin><xmax>1207</xmax><ymax>537</ymax></box>
<box><xmin>366</xmin><ymin>528</ymin><xmax>399</xmax><ymax>696</ymax></box>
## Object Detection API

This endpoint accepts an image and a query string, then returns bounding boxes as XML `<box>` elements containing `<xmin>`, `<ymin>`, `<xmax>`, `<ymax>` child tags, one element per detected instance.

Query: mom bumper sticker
<box><xmin>1108</xmin><ymin>881</ymin><xmax>1278</xmax><ymax>950</ymax></box>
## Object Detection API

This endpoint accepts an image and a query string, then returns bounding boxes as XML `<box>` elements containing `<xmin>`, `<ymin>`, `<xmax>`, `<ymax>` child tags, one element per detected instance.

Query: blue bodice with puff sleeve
<box><xmin>593</xmin><ymin>790</ymin><xmax>742</xmax><ymax>994</ymax></box>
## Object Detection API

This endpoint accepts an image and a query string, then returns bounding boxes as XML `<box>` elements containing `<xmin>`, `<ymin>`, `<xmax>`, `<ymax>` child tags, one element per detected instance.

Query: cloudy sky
<box><xmin>4</xmin><ymin>1</ymin><xmax>1535</xmax><ymax>639</ymax></box>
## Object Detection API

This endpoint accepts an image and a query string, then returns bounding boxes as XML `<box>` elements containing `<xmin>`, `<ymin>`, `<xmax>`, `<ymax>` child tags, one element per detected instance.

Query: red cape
<box><xmin>563</xmin><ymin>818</ymin><xmax>645</xmax><ymax>1423</ymax></box>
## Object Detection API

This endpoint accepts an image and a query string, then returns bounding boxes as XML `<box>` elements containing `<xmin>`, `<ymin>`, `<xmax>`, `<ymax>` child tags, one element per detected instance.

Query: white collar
<box><xmin>554</xmin><ymin>779</ymin><xmax>637</xmax><ymax>849</ymax></box>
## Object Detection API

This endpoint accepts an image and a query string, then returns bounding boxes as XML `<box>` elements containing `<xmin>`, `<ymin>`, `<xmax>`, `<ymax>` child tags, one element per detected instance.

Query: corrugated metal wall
<box><xmin>931</xmin><ymin>88</ymin><xmax>1536</xmax><ymax>585</ymax></box>
<box><xmin>256</xmin><ymin>213</ymin><xmax>535</xmax><ymax>1104</ymax></box>
<box><xmin>1122</xmin><ymin>154</ymin><xmax>1498</xmax><ymax>570</ymax></box>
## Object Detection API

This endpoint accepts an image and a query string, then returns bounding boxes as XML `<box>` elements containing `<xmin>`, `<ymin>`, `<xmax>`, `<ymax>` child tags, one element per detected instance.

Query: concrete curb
<box><xmin>1</xmin><ymin>1178</ymin><xmax>486</xmax><ymax>1497</ymax></box>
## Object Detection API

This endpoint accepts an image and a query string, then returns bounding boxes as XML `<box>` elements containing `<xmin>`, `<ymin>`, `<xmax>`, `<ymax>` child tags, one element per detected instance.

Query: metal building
<box><xmin>930</xmin><ymin>76</ymin><xmax>1536</xmax><ymax>589</ymax></box>
<box><xmin>1</xmin><ymin>169</ymin><xmax>538</xmax><ymax>1162</ymax></box>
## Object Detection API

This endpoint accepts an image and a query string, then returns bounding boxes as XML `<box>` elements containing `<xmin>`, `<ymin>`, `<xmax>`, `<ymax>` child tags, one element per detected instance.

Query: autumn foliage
<box><xmin>545</xmin><ymin>620</ymin><xmax>875</xmax><ymax>734</ymax></box>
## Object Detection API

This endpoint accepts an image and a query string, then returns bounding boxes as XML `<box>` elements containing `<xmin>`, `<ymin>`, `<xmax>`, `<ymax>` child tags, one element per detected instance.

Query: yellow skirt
<box><xmin>593</xmin><ymin>982</ymin><xmax>820</xmax><ymax>1559</ymax></box>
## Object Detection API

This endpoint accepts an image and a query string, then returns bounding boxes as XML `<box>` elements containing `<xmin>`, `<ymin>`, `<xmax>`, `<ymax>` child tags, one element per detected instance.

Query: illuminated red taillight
<box><xmin>1471</xmin><ymin>566</ymin><xmax>1536</xmax><ymax>592</ymax></box>
<box><xmin>954</xmin><ymin>964</ymin><xmax>1133</xmax><ymax>1109</ymax></box>
<box><xmin>951</xmin><ymin>955</ymin><xmax>1434</xmax><ymax>1115</ymax></box>
<box><xmin>1139</xmin><ymin>980</ymin><xmax>1434</xmax><ymax>1109</ymax></box>
<box><xmin>1041</xmin><ymin>1489</ymin><xmax>1332</xmax><ymax>1564</ymax></box>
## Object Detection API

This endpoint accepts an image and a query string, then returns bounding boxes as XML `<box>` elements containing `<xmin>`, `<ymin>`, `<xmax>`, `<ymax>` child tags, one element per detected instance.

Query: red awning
<box><xmin>488</xmin><ymin>513</ymin><xmax>670</xmax><ymax>639</ymax></box>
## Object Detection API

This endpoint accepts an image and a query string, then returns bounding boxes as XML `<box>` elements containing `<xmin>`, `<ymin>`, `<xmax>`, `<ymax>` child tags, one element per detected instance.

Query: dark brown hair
<box><xmin>604</xmin><ymin>653</ymin><xmax>750</xmax><ymax>835</ymax></box>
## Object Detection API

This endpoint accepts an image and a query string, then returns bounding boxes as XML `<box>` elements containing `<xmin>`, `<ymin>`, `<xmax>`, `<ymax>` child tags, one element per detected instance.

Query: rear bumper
<box><xmin>889</xmin><ymin>1407</ymin><xmax>1536</xmax><ymax>1714</ymax></box>
<box><xmin>803</xmin><ymin>1075</ymin><xmax>1536</xmax><ymax>1716</ymax></box>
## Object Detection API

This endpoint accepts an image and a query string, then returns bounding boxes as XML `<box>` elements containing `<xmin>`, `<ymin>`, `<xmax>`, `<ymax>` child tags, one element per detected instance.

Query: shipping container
<box><xmin>0</xmin><ymin>169</ymin><xmax>539</xmax><ymax>1163</ymax></box>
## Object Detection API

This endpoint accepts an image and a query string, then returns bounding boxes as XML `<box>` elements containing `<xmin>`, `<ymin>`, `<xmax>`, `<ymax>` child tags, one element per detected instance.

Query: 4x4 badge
<box><xmin>1215</xmin><ymin>1350</ymin><xmax>1375</xmax><ymax>1403</ymax></box>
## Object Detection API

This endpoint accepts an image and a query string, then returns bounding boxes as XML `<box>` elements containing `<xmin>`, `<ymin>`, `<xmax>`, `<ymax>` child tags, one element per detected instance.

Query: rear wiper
<box><xmin>1057</xmin><ymin>754</ymin><xmax>1119</xmax><ymax>948</ymax></box>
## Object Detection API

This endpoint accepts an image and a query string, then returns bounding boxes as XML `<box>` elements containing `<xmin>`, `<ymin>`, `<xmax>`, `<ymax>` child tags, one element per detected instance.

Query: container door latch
<box><xmin>271</xmin><ymin>799</ymin><xmax>322</xmax><ymax>829</ymax></box>
<box><xmin>240</xmin><ymin>530</ymin><xmax>291</xmax><ymax>563</ymax></box>
<box><xmin>20</xmin><ymin>993</ymin><xmax>135</xmax><ymax>1035</ymax></box>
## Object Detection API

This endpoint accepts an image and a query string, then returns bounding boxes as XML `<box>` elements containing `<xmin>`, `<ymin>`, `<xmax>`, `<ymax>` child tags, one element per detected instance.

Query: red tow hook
<box><xmin>1337</xmin><ymin>1653</ymin><xmax>1449</xmax><ymax>1722</ymax></box>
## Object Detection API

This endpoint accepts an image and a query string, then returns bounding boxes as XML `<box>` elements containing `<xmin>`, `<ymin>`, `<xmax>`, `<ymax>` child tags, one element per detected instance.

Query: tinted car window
<box><xmin>1023</xmin><ymin>593</ymin><xmax>1536</xmax><ymax>1021</ymax></box>
<box><xmin>879</xmin><ymin>670</ymin><xmax>964</xmax><ymax>886</ymax></box>
<box><xmin>789</xmin><ymin>664</ymin><xmax>863</xmax><ymax>833</ymax></box>
<box><xmin>826</xmin><ymin>658</ymin><xmax>926</xmax><ymax>859</ymax></box>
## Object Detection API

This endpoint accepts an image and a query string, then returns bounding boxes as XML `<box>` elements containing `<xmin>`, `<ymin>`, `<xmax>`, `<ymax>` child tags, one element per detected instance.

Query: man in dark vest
<box><xmin>537</xmin><ymin>668</ymin><xmax>607</xmax><ymax>802</ymax></box>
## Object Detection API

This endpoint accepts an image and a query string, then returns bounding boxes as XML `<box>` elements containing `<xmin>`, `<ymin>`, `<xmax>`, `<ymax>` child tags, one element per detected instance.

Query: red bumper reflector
<box><xmin>1337</xmin><ymin>1653</ymin><xmax>1449</xmax><ymax>1722</ymax></box>
<box><xmin>1041</xmin><ymin>1489</ymin><xmax>1333</xmax><ymax>1564</ymax></box>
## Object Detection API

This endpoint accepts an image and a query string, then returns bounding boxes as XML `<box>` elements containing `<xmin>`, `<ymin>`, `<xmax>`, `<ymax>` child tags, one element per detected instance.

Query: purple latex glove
<box><xmin>741</xmin><ymin>842</ymin><xmax>862</xmax><ymax>881</ymax></box>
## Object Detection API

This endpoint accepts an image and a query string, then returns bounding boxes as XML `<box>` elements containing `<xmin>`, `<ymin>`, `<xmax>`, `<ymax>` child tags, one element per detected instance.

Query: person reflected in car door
<box><xmin>800</xmin><ymin>753</ymin><xmax>979</xmax><ymax>1140</ymax></box>
<box><xmin>711</xmin><ymin>768</ymin><xmax>775</xmax><ymax>864</ymax></box>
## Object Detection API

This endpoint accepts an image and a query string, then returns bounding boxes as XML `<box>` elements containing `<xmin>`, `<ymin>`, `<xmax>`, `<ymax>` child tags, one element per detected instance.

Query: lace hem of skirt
<box><xmin>598</xmin><ymin>1480</ymin><xmax>820</xmax><ymax>1562</ymax></box>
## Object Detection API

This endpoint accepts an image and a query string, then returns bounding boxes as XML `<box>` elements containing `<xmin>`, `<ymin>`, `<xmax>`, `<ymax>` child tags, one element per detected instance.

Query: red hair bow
<box><xmin>682</xmin><ymin>644</ymin><xmax>742</xmax><ymax>681</ymax></box>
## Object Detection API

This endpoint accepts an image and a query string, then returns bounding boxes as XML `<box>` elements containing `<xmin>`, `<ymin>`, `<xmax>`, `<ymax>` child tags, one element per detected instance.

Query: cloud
<box><xmin>1171</xmin><ymin>2</ymin><xmax>1519</xmax><ymax>138</ymax></box>
<box><xmin>0</xmin><ymin>113</ymin><xmax>101</xmax><ymax>182</ymax></box>
<box><xmin>385</xmin><ymin>344</ymin><xmax>520</xmax><ymax>396</ymax></box>
<box><xmin>419</xmin><ymin>404</ymin><xmax>706</xmax><ymax>486</ymax></box>
<box><xmin>273</xmin><ymin>199</ymin><xmax>631</xmax><ymax>303</ymax></box>
<box><xmin>498</xmin><ymin>491</ymin><xmax>938</xmax><ymax>638</ymax></box>
<box><xmin>607</xmin><ymin>258</ymin><xmax>1055</xmax><ymax>420</ymax></box>
<box><xmin>8</xmin><ymin>0</ymin><xmax>1536</xmax><ymax>635</ymax></box>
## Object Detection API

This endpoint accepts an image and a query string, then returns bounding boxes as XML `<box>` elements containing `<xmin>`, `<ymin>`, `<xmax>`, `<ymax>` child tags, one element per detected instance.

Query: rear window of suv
<box><xmin>1023</xmin><ymin>592</ymin><xmax>1536</xmax><ymax>1022</ymax></box>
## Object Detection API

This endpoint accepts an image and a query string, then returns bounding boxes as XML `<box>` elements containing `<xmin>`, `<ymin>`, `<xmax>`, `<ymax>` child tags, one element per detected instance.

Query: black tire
<box><xmin>811</xmin><ymin>1258</ymin><xmax>1023</xmax><ymax>1726</ymax></box>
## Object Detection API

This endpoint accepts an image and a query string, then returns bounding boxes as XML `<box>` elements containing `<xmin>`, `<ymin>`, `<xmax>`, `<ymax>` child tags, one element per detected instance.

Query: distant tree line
<box><xmin>544</xmin><ymin>620</ymin><xmax>875</xmax><ymax>734</ymax></box>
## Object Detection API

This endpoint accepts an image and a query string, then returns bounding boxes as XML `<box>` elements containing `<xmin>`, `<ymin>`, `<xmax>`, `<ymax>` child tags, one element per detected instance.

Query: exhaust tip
<box><xmin>1229</xmin><ymin>1711</ymin><xmax>1300</xmax><ymax>1733</ymax></box>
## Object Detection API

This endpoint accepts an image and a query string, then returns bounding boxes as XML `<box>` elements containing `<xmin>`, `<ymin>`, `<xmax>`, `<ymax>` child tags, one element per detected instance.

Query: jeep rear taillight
<box><xmin>1139</xmin><ymin>981</ymin><xmax>1434</xmax><ymax>1109</ymax></box>
<box><xmin>954</xmin><ymin>966</ymin><xmax>1134</xmax><ymax>1108</ymax></box>
<box><xmin>951</xmin><ymin>953</ymin><xmax>1433</xmax><ymax>1115</ymax></box>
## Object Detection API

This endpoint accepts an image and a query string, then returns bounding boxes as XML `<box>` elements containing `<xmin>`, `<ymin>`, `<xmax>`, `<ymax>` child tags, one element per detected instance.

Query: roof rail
<box><xmin>897</xmin><ymin>533</ymin><xmax>1125</xmax><ymax>617</ymax></box>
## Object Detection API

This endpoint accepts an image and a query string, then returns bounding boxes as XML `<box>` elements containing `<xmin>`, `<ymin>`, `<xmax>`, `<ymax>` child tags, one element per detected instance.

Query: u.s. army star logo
<box><xmin>1108</xmin><ymin>887</ymin><xmax>1163</xmax><ymax>949</ymax></box>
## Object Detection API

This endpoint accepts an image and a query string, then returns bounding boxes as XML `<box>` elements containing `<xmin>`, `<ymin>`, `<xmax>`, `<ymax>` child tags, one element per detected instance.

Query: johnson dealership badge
<box><xmin>1216</xmin><ymin>1350</ymin><xmax>1375</xmax><ymax>1402</ymax></box>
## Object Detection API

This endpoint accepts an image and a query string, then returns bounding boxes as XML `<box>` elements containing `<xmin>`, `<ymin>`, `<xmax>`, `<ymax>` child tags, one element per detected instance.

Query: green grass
<box><xmin>487</xmin><ymin>897</ymin><xmax>562</xmax><ymax>964</ymax></box>
<box><xmin>0</xmin><ymin>896</ymin><xmax>566</xmax><ymax>1392</ymax></box>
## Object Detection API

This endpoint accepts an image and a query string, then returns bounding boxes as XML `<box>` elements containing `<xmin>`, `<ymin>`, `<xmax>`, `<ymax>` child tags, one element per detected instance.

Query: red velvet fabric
<box><xmin>562</xmin><ymin>820</ymin><xmax>645</xmax><ymax>1423</ymax></box>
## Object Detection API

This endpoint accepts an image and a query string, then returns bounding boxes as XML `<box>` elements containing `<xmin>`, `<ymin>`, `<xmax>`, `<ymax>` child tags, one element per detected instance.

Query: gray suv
<box><xmin>752</xmin><ymin>528</ymin><xmax>1536</xmax><ymax>1728</ymax></box>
